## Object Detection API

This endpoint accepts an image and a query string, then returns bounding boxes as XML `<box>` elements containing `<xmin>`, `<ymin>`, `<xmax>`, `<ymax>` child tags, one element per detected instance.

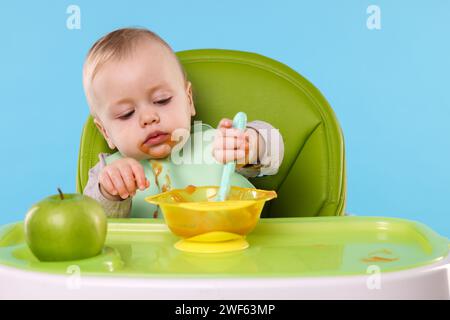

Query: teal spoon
<box><xmin>216</xmin><ymin>112</ymin><xmax>248</xmax><ymax>201</ymax></box>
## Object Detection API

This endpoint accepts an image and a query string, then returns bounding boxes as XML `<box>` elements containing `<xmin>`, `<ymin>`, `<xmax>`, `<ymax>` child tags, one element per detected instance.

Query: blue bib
<box><xmin>104</xmin><ymin>123</ymin><xmax>255</xmax><ymax>218</ymax></box>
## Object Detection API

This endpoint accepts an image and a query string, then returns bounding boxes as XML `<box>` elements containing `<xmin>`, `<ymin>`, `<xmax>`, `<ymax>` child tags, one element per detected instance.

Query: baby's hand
<box><xmin>213</xmin><ymin>118</ymin><xmax>259</xmax><ymax>168</ymax></box>
<box><xmin>98</xmin><ymin>158</ymin><xmax>150</xmax><ymax>201</ymax></box>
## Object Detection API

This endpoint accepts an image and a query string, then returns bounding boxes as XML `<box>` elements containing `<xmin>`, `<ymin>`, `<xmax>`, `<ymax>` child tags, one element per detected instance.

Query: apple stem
<box><xmin>57</xmin><ymin>187</ymin><xmax>64</xmax><ymax>200</ymax></box>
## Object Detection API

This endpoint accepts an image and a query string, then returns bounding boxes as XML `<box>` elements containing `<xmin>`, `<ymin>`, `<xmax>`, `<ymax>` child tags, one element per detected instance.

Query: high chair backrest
<box><xmin>77</xmin><ymin>49</ymin><xmax>346</xmax><ymax>217</ymax></box>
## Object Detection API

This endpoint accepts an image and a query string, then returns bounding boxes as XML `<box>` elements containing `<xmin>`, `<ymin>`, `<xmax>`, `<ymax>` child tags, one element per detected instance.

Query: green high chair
<box><xmin>0</xmin><ymin>49</ymin><xmax>448</xmax><ymax>299</ymax></box>
<box><xmin>76</xmin><ymin>49</ymin><xmax>346</xmax><ymax>218</ymax></box>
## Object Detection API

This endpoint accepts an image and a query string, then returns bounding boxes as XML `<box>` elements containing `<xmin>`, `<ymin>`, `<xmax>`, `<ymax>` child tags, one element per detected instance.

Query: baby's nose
<box><xmin>140</xmin><ymin>110</ymin><xmax>159</xmax><ymax>126</ymax></box>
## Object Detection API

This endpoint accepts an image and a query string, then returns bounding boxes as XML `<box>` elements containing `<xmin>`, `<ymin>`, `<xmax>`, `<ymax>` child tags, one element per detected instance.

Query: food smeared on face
<box><xmin>139</xmin><ymin>137</ymin><xmax>179</xmax><ymax>159</ymax></box>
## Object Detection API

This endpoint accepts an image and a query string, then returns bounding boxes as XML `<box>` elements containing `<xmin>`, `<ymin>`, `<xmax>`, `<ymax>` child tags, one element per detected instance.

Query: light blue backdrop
<box><xmin>1</xmin><ymin>1</ymin><xmax>449</xmax><ymax>237</ymax></box>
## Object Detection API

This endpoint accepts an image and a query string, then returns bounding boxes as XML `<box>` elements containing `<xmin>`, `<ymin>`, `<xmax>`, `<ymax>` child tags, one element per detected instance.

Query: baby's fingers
<box><xmin>99</xmin><ymin>171</ymin><xmax>118</xmax><ymax>196</ymax></box>
<box><xmin>130</xmin><ymin>162</ymin><xmax>149</xmax><ymax>190</ymax></box>
<box><xmin>108</xmin><ymin>167</ymin><xmax>130</xmax><ymax>199</ymax></box>
<box><xmin>120</xmin><ymin>165</ymin><xmax>138</xmax><ymax>197</ymax></box>
<box><xmin>221</xmin><ymin>128</ymin><xmax>246</xmax><ymax>141</ymax></box>
<box><xmin>213</xmin><ymin>149</ymin><xmax>246</xmax><ymax>164</ymax></box>
<box><xmin>218</xmin><ymin>118</ymin><xmax>233</xmax><ymax>129</ymax></box>
<box><xmin>214</xmin><ymin>135</ymin><xmax>245</xmax><ymax>150</ymax></box>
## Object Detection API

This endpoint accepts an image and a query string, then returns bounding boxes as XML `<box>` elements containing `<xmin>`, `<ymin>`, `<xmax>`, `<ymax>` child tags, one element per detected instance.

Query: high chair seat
<box><xmin>76</xmin><ymin>49</ymin><xmax>346</xmax><ymax>218</ymax></box>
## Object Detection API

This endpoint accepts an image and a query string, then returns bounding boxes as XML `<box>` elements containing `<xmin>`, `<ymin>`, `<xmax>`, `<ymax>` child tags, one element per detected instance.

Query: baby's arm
<box><xmin>83</xmin><ymin>153</ymin><xmax>132</xmax><ymax>218</ymax></box>
<box><xmin>237</xmin><ymin>120</ymin><xmax>284</xmax><ymax>178</ymax></box>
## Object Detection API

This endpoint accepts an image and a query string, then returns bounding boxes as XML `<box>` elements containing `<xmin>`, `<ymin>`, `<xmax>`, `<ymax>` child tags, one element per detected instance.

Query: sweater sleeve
<box><xmin>82</xmin><ymin>153</ymin><xmax>132</xmax><ymax>218</ymax></box>
<box><xmin>236</xmin><ymin>120</ymin><xmax>285</xmax><ymax>178</ymax></box>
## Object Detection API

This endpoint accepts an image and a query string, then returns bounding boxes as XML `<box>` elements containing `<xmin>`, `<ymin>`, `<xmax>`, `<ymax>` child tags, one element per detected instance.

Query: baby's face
<box><xmin>91</xmin><ymin>40</ymin><xmax>195</xmax><ymax>160</ymax></box>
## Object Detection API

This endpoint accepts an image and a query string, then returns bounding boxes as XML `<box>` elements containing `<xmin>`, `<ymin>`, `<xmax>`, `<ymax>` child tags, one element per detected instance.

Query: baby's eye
<box><xmin>119</xmin><ymin>110</ymin><xmax>134</xmax><ymax>120</ymax></box>
<box><xmin>155</xmin><ymin>97</ymin><xmax>172</xmax><ymax>105</ymax></box>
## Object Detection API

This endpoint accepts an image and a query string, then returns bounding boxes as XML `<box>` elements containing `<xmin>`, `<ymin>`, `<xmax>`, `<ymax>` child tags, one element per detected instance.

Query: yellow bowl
<box><xmin>145</xmin><ymin>185</ymin><xmax>277</xmax><ymax>239</ymax></box>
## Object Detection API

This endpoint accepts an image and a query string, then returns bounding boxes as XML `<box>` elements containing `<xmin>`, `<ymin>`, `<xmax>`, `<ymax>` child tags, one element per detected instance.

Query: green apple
<box><xmin>24</xmin><ymin>188</ymin><xmax>107</xmax><ymax>262</ymax></box>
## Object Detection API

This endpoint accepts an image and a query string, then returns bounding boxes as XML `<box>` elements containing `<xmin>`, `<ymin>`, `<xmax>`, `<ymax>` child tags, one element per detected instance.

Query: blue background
<box><xmin>1</xmin><ymin>1</ymin><xmax>449</xmax><ymax>237</ymax></box>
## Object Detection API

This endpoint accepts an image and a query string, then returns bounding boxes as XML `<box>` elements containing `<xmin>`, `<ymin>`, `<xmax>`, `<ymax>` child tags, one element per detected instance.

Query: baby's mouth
<box><xmin>143</xmin><ymin>132</ymin><xmax>170</xmax><ymax>147</ymax></box>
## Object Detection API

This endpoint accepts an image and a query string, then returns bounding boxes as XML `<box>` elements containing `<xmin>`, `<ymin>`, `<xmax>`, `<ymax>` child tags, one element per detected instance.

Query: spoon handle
<box><xmin>216</xmin><ymin>112</ymin><xmax>247</xmax><ymax>201</ymax></box>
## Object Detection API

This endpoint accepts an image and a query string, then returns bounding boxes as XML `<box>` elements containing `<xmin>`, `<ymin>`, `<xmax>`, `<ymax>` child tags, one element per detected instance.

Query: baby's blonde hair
<box><xmin>82</xmin><ymin>27</ymin><xmax>186</xmax><ymax>119</ymax></box>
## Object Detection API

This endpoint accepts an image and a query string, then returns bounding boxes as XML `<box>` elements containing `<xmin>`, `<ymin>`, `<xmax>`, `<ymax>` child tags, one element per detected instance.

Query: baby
<box><xmin>82</xmin><ymin>28</ymin><xmax>284</xmax><ymax>218</ymax></box>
